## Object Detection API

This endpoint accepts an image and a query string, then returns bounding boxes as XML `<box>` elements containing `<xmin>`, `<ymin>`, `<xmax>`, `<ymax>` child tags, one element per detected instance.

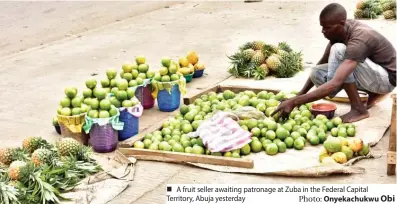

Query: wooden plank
<box><xmin>387</xmin><ymin>152</ymin><xmax>396</xmax><ymax>165</ymax></box>
<box><xmin>217</xmin><ymin>85</ymin><xmax>280</xmax><ymax>94</ymax></box>
<box><xmin>325</xmin><ymin>94</ymin><xmax>368</xmax><ymax>103</ymax></box>
<box><xmin>183</xmin><ymin>84</ymin><xmax>220</xmax><ymax>105</ymax></box>
<box><xmin>387</xmin><ymin>93</ymin><xmax>396</xmax><ymax>175</ymax></box>
<box><xmin>118</xmin><ymin>148</ymin><xmax>254</xmax><ymax>169</ymax></box>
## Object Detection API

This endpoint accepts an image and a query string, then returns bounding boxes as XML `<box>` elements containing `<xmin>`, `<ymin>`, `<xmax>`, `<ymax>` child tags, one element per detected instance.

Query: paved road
<box><xmin>0</xmin><ymin>1</ymin><xmax>181</xmax><ymax>57</ymax></box>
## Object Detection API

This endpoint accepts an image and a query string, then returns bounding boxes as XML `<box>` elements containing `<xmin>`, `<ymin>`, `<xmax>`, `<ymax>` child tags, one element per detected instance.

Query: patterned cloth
<box><xmin>187</xmin><ymin>111</ymin><xmax>252</xmax><ymax>153</ymax></box>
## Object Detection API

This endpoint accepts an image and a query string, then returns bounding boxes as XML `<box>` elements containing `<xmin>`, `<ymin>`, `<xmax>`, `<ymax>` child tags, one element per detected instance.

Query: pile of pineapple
<box><xmin>227</xmin><ymin>41</ymin><xmax>304</xmax><ymax>80</ymax></box>
<box><xmin>354</xmin><ymin>0</ymin><xmax>396</xmax><ymax>19</ymax></box>
<box><xmin>0</xmin><ymin>137</ymin><xmax>101</xmax><ymax>204</ymax></box>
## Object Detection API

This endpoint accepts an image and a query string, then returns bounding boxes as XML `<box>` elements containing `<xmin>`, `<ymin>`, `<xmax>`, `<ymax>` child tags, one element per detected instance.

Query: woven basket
<box><xmin>118</xmin><ymin>108</ymin><xmax>140</xmax><ymax>141</ymax></box>
<box><xmin>57</xmin><ymin>113</ymin><xmax>89</xmax><ymax>145</ymax></box>
<box><xmin>135</xmin><ymin>85</ymin><xmax>155</xmax><ymax>109</ymax></box>
<box><xmin>89</xmin><ymin>123</ymin><xmax>118</xmax><ymax>153</ymax></box>
<box><xmin>157</xmin><ymin>84</ymin><xmax>181</xmax><ymax>112</ymax></box>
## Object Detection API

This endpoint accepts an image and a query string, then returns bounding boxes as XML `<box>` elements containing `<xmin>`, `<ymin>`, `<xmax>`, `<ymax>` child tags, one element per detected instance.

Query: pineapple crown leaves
<box><xmin>227</xmin><ymin>64</ymin><xmax>240</xmax><ymax>77</ymax></box>
<box><xmin>252</xmin><ymin>66</ymin><xmax>266</xmax><ymax>80</ymax></box>
<box><xmin>273</xmin><ymin>51</ymin><xmax>304</xmax><ymax>78</ymax></box>
<box><xmin>76</xmin><ymin>145</ymin><xmax>96</xmax><ymax>163</ymax></box>
<box><xmin>0</xmin><ymin>180</ymin><xmax>20</xmax><ymax>204</ymax></box>
<box><xmin>17</xmin><ymin>162</ymin><xmax>65</xmax><ymax>204</ymax></box>
<box><xmin>227</xmin><ymin>51</ymin><xmax>249</xmax><ymax>63</ymax></box>
<box><xmin>277</xmin><ymin>41</ymin><xmax>293</xmax><ymax>53</ymax></box>
<box><xmin>49</xmin><ymin>156</ymin><xmax>102</xmax><ymax>183</ymax></box>
<box><xmin>0</xmin><ymin>168</ymin><xmax>11</xmax><ymax>183</ymax></box>
<box><xmin>260</xmin><ymin>43</ymin><xmax>278</xmax><ymax>59</ymax></box>
<box><xmin>12</xmin><ymin>148</ymin><xmax>32</xmax><ymax>163</ymax></box>
<box><xmin>238</xmin><ymin>42</ymin><xmax>254</xmax><ymax>51</ymax></box>
<box><xmin>363</xmin><ymin>8</ymin><xmax>379</xmax><ymax>18</ymax></box>
<box><xmin>227</xmin><ymin>51</ymin><xmax>252</xmax><ymax>77</ymax></box>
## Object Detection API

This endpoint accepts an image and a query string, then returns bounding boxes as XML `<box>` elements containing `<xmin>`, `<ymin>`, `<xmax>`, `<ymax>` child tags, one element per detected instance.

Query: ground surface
<box><xmin>0</xmin><ymin>1</ymin><xmax>395</xmax><ymax>204</ymax></box>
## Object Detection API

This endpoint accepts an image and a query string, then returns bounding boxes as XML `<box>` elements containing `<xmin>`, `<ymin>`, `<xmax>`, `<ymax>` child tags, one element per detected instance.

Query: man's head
<box><xmin>320</xmin><ymin>3</ymin><xmax>347</xmax><ymax>42</ymax></box>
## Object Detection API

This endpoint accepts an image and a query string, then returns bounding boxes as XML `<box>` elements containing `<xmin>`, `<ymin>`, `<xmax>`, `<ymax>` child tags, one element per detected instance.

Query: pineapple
<box><xmin>31</xmin><ymin>148</ymin><xmax>52</xmax><ymax>166</ymax></box>
<box><xmin>265</xmin><ymin>54</ymin><xmax>281</xmax><ymax>70</ymax></box>
<box><xmin>8</xmin><ymin>160</ymin><xmax>26</xmax><ymax>180</ymax></box>
<box><xmin>260</xmin><ymin>64</ymin><xmax>269</xmax><ymax>74</ymax></box>
<box><xmin>382</xmin><ymin>1</ymin><xmax>395</xmax><ymax>11</ymax></box>
<box><xmin>0</xmin><ymin>148</ymin><xmax>29</xmax><ymax>165</ymax></box>
<box><xmin>273</xmin><ymin>51</ymin><xmax>304</xmax><ymax>78</ymax></box>
<box><xmin>22</xmin><ymin>136</ymin><xmax>52</xmax><ymax>153</ymax></box>
<box><xmin>355</xmin><ymin>9</ymin><xmax>365</xmax><ymax>18</ymax></box>
<box><xmin>242</xmin><ymin>49</ymin><xmax>256</xmax><ymax>61</ymax></box>
<box><xmin>277</xmin><ymin>49</ymin><xmax>289</xmax><ymax>59</ymax></box>
<box><xmin>0</xmin><ymin>148</ymin><xmax>13</xmax><ymax>165</ymax></box>
<box><xmin>252</xmin><ymin>64</ymin><xmax>270</xmax><ymax>80</ymax></box>
<box><xmin>356</xmin><ymin>0</ymin><xmax>371</xmax><ymax>9</ymax></box>
<box><xmin>252</xmin><ymin>40</ymin><xmax>265</xmax><ymax>50</ymax></box>
<box><xmin>383</xmin><ymin>9</ymin><xmax>396</xmax><ymax>18</ymax></box>
<box><xmin>251</xmin><ymin>51</ymin><xmax>266</xmax><ymax>66</ymax></box>
<box><xmin>57</xmin><ymin>138</ymin><xmax>80</xmax><ymax>156</ymax></box>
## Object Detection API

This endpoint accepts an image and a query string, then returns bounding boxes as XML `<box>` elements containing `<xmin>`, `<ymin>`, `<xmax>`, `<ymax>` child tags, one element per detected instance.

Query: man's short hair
<box><xmin>320</xmin><ymin>3</ymin><xmax>347</xmax><ymax>21</ymax></box>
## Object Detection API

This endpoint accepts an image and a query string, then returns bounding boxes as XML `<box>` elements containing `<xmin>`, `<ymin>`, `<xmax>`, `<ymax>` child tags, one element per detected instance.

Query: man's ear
<box><xmin>339</xmin><ymin>19</ymin><xmax>345</xmax><ymax>26</ymax></box>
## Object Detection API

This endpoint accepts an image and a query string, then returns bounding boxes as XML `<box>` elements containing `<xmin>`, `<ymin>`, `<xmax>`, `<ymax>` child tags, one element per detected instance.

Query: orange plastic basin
<box><xmin>310</xmin><ymin>103</ymin><xmax>337</xmax><ymax>119</ymax></box>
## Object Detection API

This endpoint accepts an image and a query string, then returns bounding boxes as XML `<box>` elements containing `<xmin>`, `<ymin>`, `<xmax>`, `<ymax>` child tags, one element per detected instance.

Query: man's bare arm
<box><xmin>298</xmin><ymin>43</ymin><xmax>332</xmax><ymax>95</ymax></box>
<box><xmin>298</xmin><ymin>78</ymin><xmax>315</xmax><ymax>95</ymax></box>
<box><xmin>293</xmin><ymin>59</ymin><xmax>357</xmax><ymax>105</ymax></box>
<box><xmin>317</xmin><ymin>42</ymin><xmax>332</xmax><ymax>65</ymax></box>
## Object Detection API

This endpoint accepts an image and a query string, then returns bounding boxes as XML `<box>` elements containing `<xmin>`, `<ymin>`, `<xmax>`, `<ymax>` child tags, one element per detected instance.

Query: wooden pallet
<box><xmin>387</xmin><ymin>93</ymin><xmax>396</xmax><ymax>176</ymax></box>
<box><xmin>117</xmin><ymin>84</ymin><xmax>268</xmax><ymax>169</ymax></box>
<box><xmin>183</xmin><ymin>84</ymin><xmax>280</xmax><ymax>105</ymax></box>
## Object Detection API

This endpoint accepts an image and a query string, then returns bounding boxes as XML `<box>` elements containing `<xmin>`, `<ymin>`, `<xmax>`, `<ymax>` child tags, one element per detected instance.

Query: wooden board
<box><xmin>183</xmin><ymin>84</ymin><xmax>280</xmax><ymax>105</ymax></box>
<box><xmin>119</xmin><ymin>148</ymin><xmax>254</xmax><ymax>169</ymax></box>
<box><xmin>325</xmin><ymin>92</ymin><xmax>368</xmax><ymax>103</ymax></box>
<box><xmin>183</xmin><ymin>85</ymin><xmax>219</xmax><ymax>105</ymax></box>
<box><xmin>387</xmin><ymin>93</ymin><xmax>396</xmax><ymax>176</ymax></box>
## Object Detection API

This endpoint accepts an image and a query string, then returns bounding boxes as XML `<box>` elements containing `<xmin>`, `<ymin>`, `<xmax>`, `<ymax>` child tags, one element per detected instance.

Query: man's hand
<box><xmin>271</xmin><ymin>98</ymin><xmax>297</xmax><ymax>120</ymax></box>
<box><xmin>271</xmin><ymin>59</ymin><xmax>358</xmax><ymax>120</ymax></box>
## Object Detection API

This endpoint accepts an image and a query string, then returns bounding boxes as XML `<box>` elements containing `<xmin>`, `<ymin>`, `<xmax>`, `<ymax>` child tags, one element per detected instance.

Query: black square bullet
<box><xmin>167</xmin><ymin>186</ymin><xmax>172</xmax><ymax>192</ymax></box>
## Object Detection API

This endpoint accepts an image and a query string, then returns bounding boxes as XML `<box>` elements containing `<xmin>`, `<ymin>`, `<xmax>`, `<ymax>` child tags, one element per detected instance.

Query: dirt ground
<box><xmin>0</xmin><ymin>1</ymin><xmax>396</xmax><ymax>204</ymax></box>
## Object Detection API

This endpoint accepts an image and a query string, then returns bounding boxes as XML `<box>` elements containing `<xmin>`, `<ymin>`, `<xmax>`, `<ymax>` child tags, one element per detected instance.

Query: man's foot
<box><xmin>341</xmin><ymin>109</ymin><xmax>369</xmax><ymax>123</ymax></box>
<box><xmin>365</xmin><ymin>93</ymin><xmax>388</xmax><ymax>109</ymax></box>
